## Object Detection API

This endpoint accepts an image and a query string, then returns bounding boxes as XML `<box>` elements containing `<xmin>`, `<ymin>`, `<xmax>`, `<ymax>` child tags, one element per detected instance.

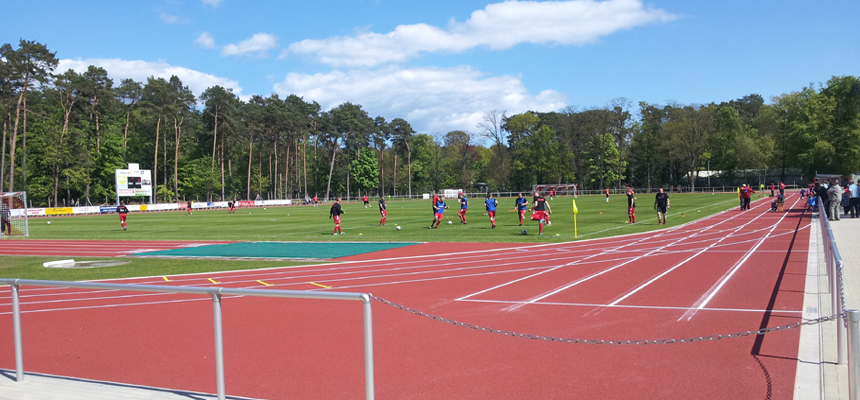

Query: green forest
<box><xmin>2</xmin><ymin>39</ymin><xmax>859</xmax><ymax>206</ymax></box>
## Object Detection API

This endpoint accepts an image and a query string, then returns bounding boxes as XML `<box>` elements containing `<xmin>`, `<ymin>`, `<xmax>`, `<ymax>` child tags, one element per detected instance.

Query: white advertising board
<box><xmin>116</xmin><ymin>169</ymin><xmax>153</xmax><ymax>197</ymax></box>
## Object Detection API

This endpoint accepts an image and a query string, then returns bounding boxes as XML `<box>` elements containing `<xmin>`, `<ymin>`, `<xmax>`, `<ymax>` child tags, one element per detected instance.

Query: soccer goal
<box><xmin>1</xmin><ymin>191</ymin><xmax>29</xmax><ymax>237</ymax></box>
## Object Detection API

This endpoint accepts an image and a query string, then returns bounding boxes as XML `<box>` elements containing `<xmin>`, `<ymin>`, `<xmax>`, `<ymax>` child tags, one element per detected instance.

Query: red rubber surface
<box><xmin>0</xmin><ymin>194</ymin><xmax>812</xmax><ymax>399</ymax></box>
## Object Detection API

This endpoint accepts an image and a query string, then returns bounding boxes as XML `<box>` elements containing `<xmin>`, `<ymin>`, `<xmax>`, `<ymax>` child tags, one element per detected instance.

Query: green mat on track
<box><xmin>137</xmin><ymin>242</ymin><xmax>418</xmax><ymax>259</ymax></box>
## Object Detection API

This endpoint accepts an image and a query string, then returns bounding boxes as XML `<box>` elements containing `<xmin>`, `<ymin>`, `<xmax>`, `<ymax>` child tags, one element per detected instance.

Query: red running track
<box><xmin>0</xmin><ymin>194</ymin><xmax>813</xmax><ymax>399</ymax></box>
<box><xmin>0</xmin><ymin>239</ymin><xmax>236</xmax><ymax>257</ymax></box>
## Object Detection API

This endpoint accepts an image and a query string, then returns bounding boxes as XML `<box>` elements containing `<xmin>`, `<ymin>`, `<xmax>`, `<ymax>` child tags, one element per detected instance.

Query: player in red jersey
<box><xmin>605</xmin><ymin>188</ymin><xmax>610</xmax><ymax>202</ymax></box>
<box><xmin>363</xmin><ymin>194</ymin><xmax>369</xmax><ymax>208</ymax></box>
<box><xmin>378</xmin><ymin>196</ymin><xmax>387</xmax><ymax>226</ymax></box>
<box><xmin>186</xmin><ymin>201</ymin><xmax>193</xmax><ymax>215</ymax></box>
<box><xmin>313</xmin><ymin>195</ymin><xmax>318</xmax><ymax>207</ymax></box>
<box><xmin>431</xmin><ymin>191</ymin><xmax>439</xmax><ymax>217</ymax></box>
<box><xmin>530</xmin><ymin>191</ymin><xmax>552</xmax><ymax>235</ymax></box>
<box><xmin>117</xmin><ymin>201</ymin><xmax>130</xmax><ymax>231</ymax></box>
<box><xmin>330</xmin><ymin>197</ymin><xmax>345</xmax><ymax>235</ymax></box>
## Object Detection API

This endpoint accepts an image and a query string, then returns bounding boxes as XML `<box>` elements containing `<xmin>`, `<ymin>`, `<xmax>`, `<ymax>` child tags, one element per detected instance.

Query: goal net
<box><xmin>1</xmin><ymin>192</ymin><xmax>29</xmax><ymax>237</ymax></box>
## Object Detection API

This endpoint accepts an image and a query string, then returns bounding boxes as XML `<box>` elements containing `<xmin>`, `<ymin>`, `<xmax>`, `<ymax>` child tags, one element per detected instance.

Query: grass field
<box><xmin>23</xmin><ymin>192</ymin><xmax>743</xmax><ymax>243</ymax></box>
<box><xmin>1</xmin><ymin>192</ymin><xmax>750</xmax><ymax>281</ymax></box>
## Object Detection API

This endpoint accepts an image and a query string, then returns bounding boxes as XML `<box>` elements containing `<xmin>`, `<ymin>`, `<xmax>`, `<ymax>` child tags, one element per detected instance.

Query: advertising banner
<box><xmin>116</xmin><ymin>169</ymin><xmax>153</xmax><ymax>197</ymax></box>
<box><xmin>45</xmin><ymin>208</ymin><xmax>74</xmax><ymax>215</ymax></box>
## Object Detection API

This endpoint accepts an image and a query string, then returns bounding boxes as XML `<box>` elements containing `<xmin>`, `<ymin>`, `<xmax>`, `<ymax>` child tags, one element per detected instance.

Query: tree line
<box><xmin>2</xmin><ymin>40</ymin><xmax>859</xmax><ymax>206</ymax></box>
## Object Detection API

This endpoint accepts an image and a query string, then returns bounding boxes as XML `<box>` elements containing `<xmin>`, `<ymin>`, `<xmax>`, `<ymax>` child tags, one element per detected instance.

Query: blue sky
<box><xmin>3</xmin><ymin>0</ymin><xmax>858</xmax><ymax>135</ymax></box>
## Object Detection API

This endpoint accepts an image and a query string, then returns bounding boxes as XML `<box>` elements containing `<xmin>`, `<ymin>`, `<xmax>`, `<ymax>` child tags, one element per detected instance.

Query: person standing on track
<box><xmin>485</xmin><ymin>193</ymin><xmax>498</xmax><ymax>229</ymax></box>
<box><xmin>363</xmin><ymin>194</ymin><xmax>369</xmax><ymax>208</ymax></box>
<box><xmin>654</xmin><ymin>188</ymin><xmax>670</xmax><ymax>225</ymax></box>
<box><xmin>771</xmin><ymin>182</ymin><xmax>775</xmax><ymax>197</ymax></box>
<box><xmin>516</xmin><ymin>193</ymin><xmax>528</xmax><ymax>226</ymax></box>
<box><xmin>779</xmin><ymin>181</ymin><xmax>786</xmax><ymax>197</ymax></box>
<box><xmin>530</xmin><ymin>191</ymin><xmax>552</xmax><ymax>236</ymax></box>
<box><xmin>430</xmin><ymin>195</ymin><xmax>448</xmax><ymax>228</ymax></box>
<box><xmin>330</xmin><ymin>197</ymin><xmax>345</xmax><ymax>235</ymax></box>
<box><xmin>378</xmin><ymin>196</ymin><xmax>387</xmax><ymax>226</ymax></box>
<box><xmin>458</xmin><ymin>193</ymin><xmax>469</xmax><ymax>224</ymax></box>
<box><xmin>117</xmin><ymin>201</ymin><xmax>130</xmax><ymax>231</ymax></box>
<box><xmin>739</xmin><ymin>183</ymin><xmax>754</xmax><ymax>211</ymax></box>
<box><xmin>627</xmin><ymin>187</ymin><xmax>636</xmax><ymax>224</ymax></box>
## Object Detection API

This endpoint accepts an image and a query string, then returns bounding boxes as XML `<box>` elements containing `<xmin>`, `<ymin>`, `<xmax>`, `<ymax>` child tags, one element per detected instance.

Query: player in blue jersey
<box><xmin>430</xmin><ymin>196</ymin><xmax>448</xmax><ymax>228</ymax></box>
<box><xmin>458</xmin><ymin>193</ymin><xmax>469</xmax><ymax>224</ymax></box>
<box><xmin>485</xmin><ymin>193</ymin><xmax>498</xmax><ymax>229</ymax></box>
<box><xmin>516</xmin><ymin>193</ymin><xmax>528</xmax><ymax>226</ymax></box>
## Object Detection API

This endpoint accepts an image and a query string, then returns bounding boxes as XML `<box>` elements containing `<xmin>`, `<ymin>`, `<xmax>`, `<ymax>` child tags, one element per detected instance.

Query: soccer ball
<box><xmin>264</xmin><ymin>208</ymin><xmax>267</xmax><ymax>211</ymax></box>
<box><xmin>448</xmin><ymin>220</ymin><xmax>453</xmax><ymax>225</ymax></box>
<box><xmin>396</xmin><ymin>226</ymin><xmax>401</xmax><ymax>230</ymax></box>
<box><xmin>47</xmin><ymin>221</ymin><xmax>51</xmax><ymax>225</ymax></box>
<box><xmin>521</xmin><ymin>229</ymin><xmax>527</xmax><ymax>235</ymax></box>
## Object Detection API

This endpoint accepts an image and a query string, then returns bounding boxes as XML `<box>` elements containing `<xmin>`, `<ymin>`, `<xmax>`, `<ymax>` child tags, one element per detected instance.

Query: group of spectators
<box><xmin>807</xmin><ymin>179</ymin><xmax>860</xmax><ymax>221</ymax></box>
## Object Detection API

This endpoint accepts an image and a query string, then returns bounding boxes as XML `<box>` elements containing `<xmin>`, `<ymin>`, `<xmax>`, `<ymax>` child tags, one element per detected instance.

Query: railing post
<box><xmin>212</xmin><ymin>292</ymin><xmax>226</xmax><ymax>400</ymax></box>
<box><xmin>362</xmin><ymin>294</ymin><xmax>375</xmax><ymax>400</ymax></box>
<box><xmin>848</xmin><ymin>309</ymin><xmax>860</xmax><ymax>400</ymax></box>
<box><xmin>11</xmin><ymin>283</ymin><xmax>23</xmax><ymax>382</ymax></box>
<box><xmin>839</xmin><ymin>260</ymin><xmax>847</xmax><ymax>365</ymax></box>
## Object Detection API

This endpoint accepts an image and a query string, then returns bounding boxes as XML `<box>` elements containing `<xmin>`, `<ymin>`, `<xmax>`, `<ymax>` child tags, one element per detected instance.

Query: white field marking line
<box><xmin>0</xmin><ymin>294</ymin><xmax>245</xmax><ymax>316</ymax></box>
<box><xmin>679</xmin><ymin>194</ymin><xmax>803</xmax><ymax>321</ymax></box>
<box><xmin>574</xmin><ymin>199</ymin><xmax>741</xmax><ymax>238</ymax></box>
<box><xmin>1</xmin><ymin>208</ymin><xmax>767</xmax><ymax>304</ymax></box>
<box><xmin>459</xmin><ymin>298</ymin><xmax>802</xmax><ymax>314</ymax></box>
<box><xmin>5</xmin><ymin>196</ymin><xmax>776</xmax><ymax>302</ymax></box>
<box><xmin>0</xmin><ymin>246</ymin><xmax>630</xmax><ymax>302</ymax></box>
<box><xmin>1</xmin><ymin>225</ymin><xmax>809</xmax><ymax>304</ymax></box>
<box><xmin>2</xmin><ymin>264</ymin><xmax>558</xmax><ymax>311</ymax></box>
<box><xmin>603</xmin><ymin>205</ymin><xmax>772</xmax><ymax>309</ymax></box>
<box><xmin>90</xmin><ymin>200</ymin><xmax>743</xmax><ymax>286</ymax></box>
<box><xmin>505</xmin><ymin>200</ymin><xmax>762</xmax><ymax>311</ymax></box>
<box><xmin>456</xmin><ymin>229</ymin><xmax>669</xmax><ymax>301</ymax></box>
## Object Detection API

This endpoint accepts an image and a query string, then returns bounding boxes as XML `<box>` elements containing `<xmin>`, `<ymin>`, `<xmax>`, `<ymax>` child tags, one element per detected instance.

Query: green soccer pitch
<box><xmin>27</xmin><ymin>192</ymin><xmax>744</xmax><ymax>243</ymax></box>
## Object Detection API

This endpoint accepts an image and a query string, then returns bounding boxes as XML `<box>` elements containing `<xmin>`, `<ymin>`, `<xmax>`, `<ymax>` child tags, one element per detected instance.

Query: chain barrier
<box><xmin>838</xmin><ymin>260</ymin><xmax>848</xmax><ymax>326</ymax></box>
<box><xmin>371</xmin><ymin>295</ymin><xmax>844</xmax><ymax>345</ymax></box>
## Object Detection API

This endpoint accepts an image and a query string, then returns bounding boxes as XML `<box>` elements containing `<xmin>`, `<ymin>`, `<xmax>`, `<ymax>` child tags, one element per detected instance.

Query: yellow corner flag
<box><xmin>572</xmin><ymin>199</ymin><xmax>578</xmax><ymax>215</ymax></box>
<box><xmin>572</xmin><ymin>199</ymin><xmax>578</xmax><ymax>238</ymax></box>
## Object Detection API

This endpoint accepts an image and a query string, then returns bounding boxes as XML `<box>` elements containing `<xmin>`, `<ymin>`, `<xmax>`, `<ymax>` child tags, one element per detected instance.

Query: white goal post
<box><xmin>0</xmin><ymin>191</ymin><xmax>29</xmax><ymax>237</ymax></box>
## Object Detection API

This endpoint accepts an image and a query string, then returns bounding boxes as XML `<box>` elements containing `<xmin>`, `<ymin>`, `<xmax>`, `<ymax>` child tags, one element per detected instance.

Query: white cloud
<box><xmin>160</xmin><ymin>12</ymin><xmax>181</xmax><ymax>24</ymax></box>
<box><xmin>285</xmin><ymin>0</ymin><xmax>676</xmax><ymax>67</ymax></box>
<box><xmin>195</xmin><ymin>32</ymin><xmax>216</xmax><ymax>49</ymax></box>
<box><xmin>273</xmin><ymin>66</ymin><xmax>566</xmax><ymax>134</ymax></box>
<box><xmin>57</xmin><ymin>58</ymin><xmax>243</xmax><ymax>99</ymax></box>
<box><xmin>221</xmin><ymin>33</ymin><xmax>279</xmax><ymax>57</ymax></box>
<box><xmin>202</xmin><ymin>0</ymin><xmax>223</xmax><ymax>6</ymax></box>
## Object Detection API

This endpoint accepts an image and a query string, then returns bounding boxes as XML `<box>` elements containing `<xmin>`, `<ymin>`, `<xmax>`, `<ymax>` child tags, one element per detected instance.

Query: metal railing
<box><xmin>0</xmin><ymin>279</ymin><xmax>375</xmax><ymax>400</ymax></box>
<box><xmin>818</xmin><ymin>201</ymin><xmax>860</xmax><ymax>400</ymax></box>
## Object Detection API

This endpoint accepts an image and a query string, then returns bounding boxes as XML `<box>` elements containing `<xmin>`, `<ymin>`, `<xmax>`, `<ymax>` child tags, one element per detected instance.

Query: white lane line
<box><xmin>502</xmin><ymin>199</ymin><xmax>763</xmax><ymax>311</ymax></box>
<box><xmin>460</xmin><ymin>298</ymin><xmax>802</xmax><ymax>314</ymax></box>
<box><xmin>604</xmin><ymin>206</ymin><xmax>772</xmax><ymax>308</ymax></box>
<box><xmin>679</xmin><ymin>195</ymin><xmax>803</xmax><ymax>321</ymax></box>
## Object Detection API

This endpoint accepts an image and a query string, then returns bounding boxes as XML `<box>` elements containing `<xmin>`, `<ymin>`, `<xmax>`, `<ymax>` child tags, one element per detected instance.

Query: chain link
<box><xmin>370</xmin><ymin>295</ymin><xmax>844</xmax><ymax>345</ymax></box>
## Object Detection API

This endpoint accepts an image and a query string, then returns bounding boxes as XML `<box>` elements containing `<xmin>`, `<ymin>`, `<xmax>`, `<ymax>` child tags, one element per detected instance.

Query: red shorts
<box><xmin>628</xmin><ymin>207</ymin><xmax>635</xmax><ymax>215</ymax></box>
<box><xmin>519</xmin><ymin>209</ymin><xmax>526</xmax><ymax>218</ymax></box>
<box><xmin>333</xmin><ymin>215</ymin><xmax>341</xmax><ymax>224</ymax></box>
<box><xmin>435</xmin><ymin>213</ymin><xmax>444</xmax><ymax>220</ymax></box>
<box><xmin>119</xmin><ymin>214</ymin><xmax>127</xmax><ymax>222</ymax></box>
<box><xmin>458</xmin><ymin>209</ymin><xmax>467</xmax><ymax>216</ymax></box>
<box><xmin>487</xmin><ymin>211</ymin><xmax>496</xmax><ymax>218</ymax></box>
<box><xmin>531</xmin><ymin>211</ymin><xmax>548</xmax><ymax>221</ymax></box>
<box><xmin>380</xmin><ymin>210</ymin><xmax>387</xmax><ymax>217</ymax></box>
